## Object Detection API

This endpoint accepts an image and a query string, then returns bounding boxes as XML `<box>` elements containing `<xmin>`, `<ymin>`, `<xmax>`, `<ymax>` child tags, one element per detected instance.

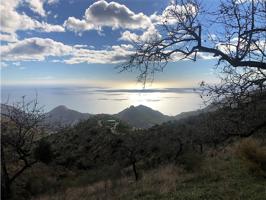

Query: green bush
<box><xmin>237</xmin><ymin>138</ymin><xmax>266</xmax><ymax>176</ymax></box>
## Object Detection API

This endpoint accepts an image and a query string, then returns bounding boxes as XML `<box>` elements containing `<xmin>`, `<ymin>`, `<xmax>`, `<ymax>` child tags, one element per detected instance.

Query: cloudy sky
<box><xmin>1</xmin><ymin>0</ymin><xmax>220</xmax><ymax>114</ymax></box>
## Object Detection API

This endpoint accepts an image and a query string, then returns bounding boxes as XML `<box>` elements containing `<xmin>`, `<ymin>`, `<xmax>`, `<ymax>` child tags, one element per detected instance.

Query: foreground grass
<box><xmin>32</xmin><ymin>145</ymin><xmax>266</xmax><ymax>200</ymax></box>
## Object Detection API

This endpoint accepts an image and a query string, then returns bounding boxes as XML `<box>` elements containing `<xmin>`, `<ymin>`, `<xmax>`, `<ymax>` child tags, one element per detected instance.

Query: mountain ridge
<box><xmin>45</xmin><ymin>104</ymin><xmax>208</xmax><ymax>128</ymax></box>
<box><xmin>1</xmin><ymin>103</ymin><xmax>208</xmax><ymax>129</ymax></box>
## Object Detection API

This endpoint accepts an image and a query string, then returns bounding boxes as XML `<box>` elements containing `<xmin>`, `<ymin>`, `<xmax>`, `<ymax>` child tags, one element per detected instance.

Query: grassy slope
<box><xmin>32</xmin><ymin>145</ymin><xmax>266</xmax><ymax>200</ymax></box>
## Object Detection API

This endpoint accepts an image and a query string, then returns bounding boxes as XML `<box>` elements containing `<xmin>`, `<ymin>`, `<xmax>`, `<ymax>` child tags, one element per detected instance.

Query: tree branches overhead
<box><xmin>120</xmin><ymin>0</ymin><xmax>266</xmax><ymax>83</ymax></box>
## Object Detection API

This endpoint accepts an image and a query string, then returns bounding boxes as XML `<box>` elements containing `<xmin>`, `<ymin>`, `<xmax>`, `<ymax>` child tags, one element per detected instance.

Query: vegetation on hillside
<box><xmin>1</xmin><ymin>0</ymin><xmax>265</xmax><ymax>198</ymax></box>
<box><xmin>1</xmin><ymin>92</ymin><xmax>266</xmax><ymax>199</ymax></box>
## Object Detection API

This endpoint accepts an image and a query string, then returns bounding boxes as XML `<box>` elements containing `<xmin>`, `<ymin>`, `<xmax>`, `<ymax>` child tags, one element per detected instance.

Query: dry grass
<box><xmin>140</xmin><ymin>164</ymin><xmax>184</xmax><ymax>193</ymax></box>
<box><xmin>31</xmin><ymin>164</ymin><xmax>182</xmax><ymax>200</ymax></box>
<box><xmin>28</xmin><ymin>146</ymin><xmax>266</xmax><ymax>200</ymax></box>
<box><xmin>236</xmin><ymin>138</ymin><xmax>266</xmax><ymax>176</ymax></box>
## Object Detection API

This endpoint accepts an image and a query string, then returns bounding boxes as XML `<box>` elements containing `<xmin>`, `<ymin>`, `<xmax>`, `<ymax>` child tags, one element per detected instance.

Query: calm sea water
<box><xmin>1</xmin><ymin>85</ymin><xmax>204</xmax><ymax>115</ymax></box>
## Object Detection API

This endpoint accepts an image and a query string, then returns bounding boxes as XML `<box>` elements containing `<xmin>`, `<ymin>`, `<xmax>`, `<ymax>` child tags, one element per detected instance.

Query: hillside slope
<box><xmin>114</xmin><ymin>105</ymin><xmax>173</xmax><ymax>128</ymax></box>
<box><xmin>45</xmin><ymin>105</ymin><xmax>91</xmax><ymax>127</ymax></box>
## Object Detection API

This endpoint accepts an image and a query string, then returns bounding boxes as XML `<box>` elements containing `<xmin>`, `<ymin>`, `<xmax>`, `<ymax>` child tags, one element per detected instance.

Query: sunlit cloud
<box><xmin>64</xmin><ymin>0</ymin><xmax>153</xmax><ymax>33</ymax></box>
<box><xmin>0</xmin><ymin>0</ymin><xmax>64</xmax><ymax>35</ymax></box>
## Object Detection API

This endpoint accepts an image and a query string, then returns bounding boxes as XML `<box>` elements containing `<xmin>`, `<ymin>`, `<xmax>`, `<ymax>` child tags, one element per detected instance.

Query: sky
<box><xmin>0</xmin><ymin>0</ymin><xmax>221</xmax><ymax>114</ymax></box>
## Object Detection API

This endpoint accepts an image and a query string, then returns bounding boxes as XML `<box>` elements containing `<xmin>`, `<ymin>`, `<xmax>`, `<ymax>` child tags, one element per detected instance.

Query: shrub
<box><xmin>237</xmin><ymin>138</ymin><xmax>266</xmax><ymax>176</ymax></box>
<box><xmin>34</xmin><ymin>140</ymin><xmax>53</xmax><ymax>164</ymax></box>
<box><xmin>178</xmin><ymin>151</ymin><xmax>204</xmax><ymax>172</ymax></box>
<box><xmin>25</xmin><ymin>176</ymin><xmax>58</xmax><ymax>196</ymax></box>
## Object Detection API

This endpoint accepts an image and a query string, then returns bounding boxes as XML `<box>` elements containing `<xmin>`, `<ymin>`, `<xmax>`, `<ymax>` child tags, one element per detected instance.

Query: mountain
<box><xmin>45</xmin><ymin>104</ymin><xmax>209</xmax><ymax>129</ymax></box>
<box><xmin>114</xmin><ymin>105</ymin><xmax>173</xmax><ymax>128</ymax></box>
<box><xmin>2</xmin><ymin>103</ymin><xmax>210</xmax><ymax>129</ymax></box>
<box><xmin>45</xmin><ymin>105</ymin><xmax>91</xmax><ymax>127</ymax></box>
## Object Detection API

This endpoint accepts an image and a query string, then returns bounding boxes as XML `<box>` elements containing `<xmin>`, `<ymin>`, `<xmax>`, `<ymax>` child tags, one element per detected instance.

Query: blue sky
<box><xmin>1</xmin><ymin>0</ymin><xmax>264</xmax><ymax>114</ymax></box>
<box><xmin>0</xmin><ymin>0</ymin><xmax>220</xmax><ymax>88</ymax></box>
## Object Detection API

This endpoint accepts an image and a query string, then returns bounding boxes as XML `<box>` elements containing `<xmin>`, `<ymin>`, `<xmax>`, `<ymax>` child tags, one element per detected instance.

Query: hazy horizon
<box><xmin>1</xmin><ymin>84</ymin><xmax>205</xmax><ymax>115</ymax></box>
<box><xmin>1</xmin><ymin>0</ymin><xmax>220</xmax><ymax>116</ymax></box>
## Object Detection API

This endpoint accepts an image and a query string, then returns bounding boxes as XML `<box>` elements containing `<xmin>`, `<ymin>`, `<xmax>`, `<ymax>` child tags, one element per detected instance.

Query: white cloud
<box><xmin>234</xmin><ymin>0</ymin><xmax>257</xmax><ymax>4</ymax></box>
<box><xmin>0</xmin><ymin>62</ymin><xmax>8</xmax><ymax>68</ymax></box>
<box><xmin>1</xmin><ymin>37</ymin><xmax>73</xmax><ymax>61</ymax></box>
<box><xmin>169</xmin><ymin>51</ymin><xmax>214</xmax><ymax>61</ymax></box>
<box><xmin>64</xmin><ymin>0</ymin><xmax>152</xmax><ymax>33</ymax></box>
<box><xmin>64</xmin><ymin>17</ymin><xmax>93</xmax><ymax>33</ymax></box>
<box><xmin>65</xmin><ymin>44</ymin><xmax>134</xmax><ymax>64</ymax></box>
<box><xmin>119</xmin><ymin>2</ymin><xmax>197</xmax><ymax>44</ymax></box>
<box><xmin>197</xmin><ymin>52</ymin><xmax>215</xmax><ymax>60</ymax></box>
<box><xmin>149</xmin><ymin>12</ymin><xmax>162</xmax><ymax>24</ymax></box>
<box><xmin>0</xmin><ymin>33</ymin><xmax>18</xmax><ymax>42</ymax></box>
<box><xmin>120</xmin><ymin>26</ymin><xmax>161</xmax><ymax>43</ymax></box>
<box><xmin>0</xmin><ymin>0</ymin><xmax>64</xmax><ymax>36</ymax></box>
<box><xmin>47</xmin><ymin>0</ymin><xmax>59</xmax><ymax>5</ymax></box>
<box><xmin>1</xmin><ymin>37</ymin><xmax>134</xmax><ymax>64</ymax></box>
<box><xmin>1</xmin><ymin>34</ymin><xmax>215</xmax><ymax>64</ymax></box>
<box><xmin>150</xmin><ymin>3</ymin><xmax>198</xmax><ymax>25</ymax></box>
<box><xmin>216</xmin><ymin>37</ymin><xmax>266</xmax><ymax>60</ymax></box>
<box><xmin>39</xmin><ymin>22</ymin><xmax>65</xmax><ymax>32</ymax></box>
<box><xmin>73</xmin><ymin>44</ymin><xmax>89</xmax><ymax>48</ymax></box>
<box><xmin>13</xmin><ymin>62</ymin><xmax>21</xmax><ymax>66</ymax></box>
<box><xmin>51</xmin><ymin>59</ymin><xmax>64</xmax><ymax>63</ymax></box>
<box><xmin>1</xmin><ymin>35</ymin><xmax>216</xmax><ymax>65</ymax></box>
<box><xmin>26</xmin><ymin>0</ymin><xmax>46</xmax><ymax>16</ymax></box>
<box><xmin>25</xmin><ymin>0</ymin><xmax>60</xmax><ymax>16</ymax></box>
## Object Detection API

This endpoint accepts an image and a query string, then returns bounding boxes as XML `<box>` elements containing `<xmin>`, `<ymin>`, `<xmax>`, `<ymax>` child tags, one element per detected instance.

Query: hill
<box><xmin>114</xmin><ymin>105</ymin><xmax>173</xmax><ymax>128</ymax></box>
<box><xmin>2</xmin><ymin>103</ymin><xmax>207</xmax><ymax>129</ymax></box>
<box><xmin>45</xmin><ymin>105</ymin><xmax>92</xmax><ymax>127</ymax></box>
<box><xmin>174</xmin><ymin>104</ymin><xmax>216</xmax><ymax>120</ymax></box>
<box><xmin>1</xmin><ymin>103</ymin><xmax>217</xmax><ymax>129</ymax></box>
<box><xmin>3</xmin><ymin>94</ymin><xmax>266</xmax><ymax>200</ymax></box>
<box><xmin>27</xmin><ymin>97</ymin><xmax>266</xmax><ymax>200</ymax></box>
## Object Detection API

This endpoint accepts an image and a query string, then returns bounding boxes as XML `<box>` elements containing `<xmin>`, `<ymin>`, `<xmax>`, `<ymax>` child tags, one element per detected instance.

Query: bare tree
<box><xmin>120</xmin><ymin>0</ymin><xmax>265</xmax><ymax>93</ymax></box>
<box><xmin>1</xmin><ymin>96</ymin><xmax>46</xmax><ymax>199</ymax></box>
<box><xmin>121</xmin><ymin>0</ymin><xmax>265</xmax><ymax>78</ymax></box>
<box><xmin>120</xmin><ymin>0</ymin><xmax>266</xmax><ymax>136</ymax></box>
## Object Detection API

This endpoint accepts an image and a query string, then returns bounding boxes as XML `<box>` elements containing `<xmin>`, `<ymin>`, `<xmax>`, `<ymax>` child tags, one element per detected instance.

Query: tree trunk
<box><xmin>1</xmin><ymin>147</ymin><xmax>11</xmax><ymax>200</ymax></box>
<box><xmin>199</xmin><ymin>144</ymin><xmax>203</xmax><ymax>154</ymax></box>
<box><xmin>132</xmin><ymin>160</ymin><xmax>138</xmax><ymax>181</ymax></box>
<box><xmin>1</xmin><ymin>174</ymin><xmax>11</xmax><ymax>200</ymax></box>
<box><xmin>175</xmin><ymin>139</ymin><xmax>183</xmax><ymax>161</ymax></box>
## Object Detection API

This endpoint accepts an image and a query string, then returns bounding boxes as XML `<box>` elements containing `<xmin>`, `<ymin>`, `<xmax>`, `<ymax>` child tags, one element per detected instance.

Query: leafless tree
<box><xmin>120</xmin><ymin>0</ymin><xmax>266</xmax><ymax>136</ymax></box>
<box><xmin>1</xmin><ymin>96</ymin><xmax>46</xmax><ymax>199</ymax></box>
<box><xmin>121</xmin><ymin>0</ymin><xmax>265</xmax><ymax>78</ymax></box>
<box><xmin>120</xmin><ymin>0</ymin><xmax>266</xmax><ymax>93</ymax></box>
